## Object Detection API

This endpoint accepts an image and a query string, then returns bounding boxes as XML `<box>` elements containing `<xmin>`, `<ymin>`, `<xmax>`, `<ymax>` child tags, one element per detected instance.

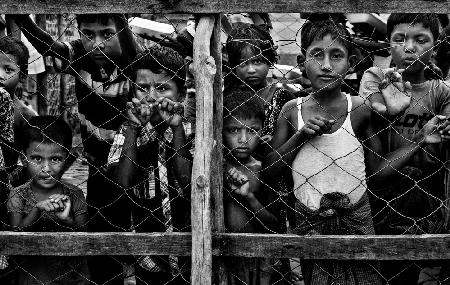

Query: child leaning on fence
<box><xmin>222</xmin><ymin>86</ymin><xmax>282</xmax><ymax>285</ymax></box>
<box><xmin>7</xmin><ymin>13</ymin><xmax>143</xmax><ymax>284</ymax></box>
<box><xmin>7</xmin><ymin>115</ymin><xmax>90</xmax><ymax>285</ymax></box>
<box><xmin>262</xmin><ymin>19</ymin><xmax>450</xmax><ymax>285</ymax></box>
<box><xmin>106</xmin><ymin>45</ymin><xmax>192</xmax><ymax>284</ymax></box>
<box><xmin>359</xmin><ymin>13</ymin><xmax>450</xmax><ymax>285</ymax></box>
<box><xmin>0</xmin><ymin>36</ymin><xmax>32</xmax><ymax>177</ymax></box>
<box><xmin>225</xmin><ymin>23</ymin><xmax>295</xmax><ymax>155</ymax></box>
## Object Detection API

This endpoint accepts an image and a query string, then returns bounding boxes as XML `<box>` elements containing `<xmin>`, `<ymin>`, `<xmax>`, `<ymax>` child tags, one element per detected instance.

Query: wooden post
<box><xmin>191</xmin><ymin>15</ymin><xmax>216</xmax><ymax>285</ymax></box>
<box><xmin>210</xmin><ymin>14</ymin><xmax>228</xmax><ymax>285</ymax></box>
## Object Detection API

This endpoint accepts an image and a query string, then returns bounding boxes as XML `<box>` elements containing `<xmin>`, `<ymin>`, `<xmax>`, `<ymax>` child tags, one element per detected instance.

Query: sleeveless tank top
<box><xmin>292</xmin><ymin>93</ymin><xmax>368</xmax><ymax>211</ymax></box>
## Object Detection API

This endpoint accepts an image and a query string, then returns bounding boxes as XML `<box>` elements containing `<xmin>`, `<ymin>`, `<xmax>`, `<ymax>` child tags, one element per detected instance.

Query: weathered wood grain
<box><xmin>2</xmin><ymin>232</ymin><xmax>450</xmax><ymax>260</ymax></box>
<box><xmin>214</xmin><ymin>233</ymin><xmax>450</xmax><ymax>260</ymax></box>
<box><xmin>0</xmin><ymin>232</ymin><xmax>192</xmax><ymax>256</ymax></box>
<box><xmin>191</xmin><ymin>15</ymin><xmax>216</xmax><ymax>285</ymax></box>
<box><xmin>1</xmin><ymin>0</ymin><xmax>450</xmax><ymax>14</ymax></box>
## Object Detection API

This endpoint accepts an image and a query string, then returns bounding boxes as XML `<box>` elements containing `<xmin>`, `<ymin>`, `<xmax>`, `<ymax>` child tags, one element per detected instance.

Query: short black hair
<box><xmin>0</xmin><ymin>36</ymin><xmax>29</xmax><ymax>76</ymax></box>
<box><xmin>75</xmin><ymin>14</ymin><xmax>119</xmax><ymax>26</ymax></box>
<box><xmin>300</xmin><ymin>20</ymin><xmax>353</xmax><ymax>56</ymax></box>
<box><xmin>21</xmin><ymin>116</ymin><xmax>73</xmax><ymax>153</ymax></box>
<box><xmin>223</xmin><ymin>86</ymin><xmax>265</xmax><ymax>123</ymax></box>
<box><xmin>129</xmin><ymin>44</ymin><xmax>186</xmax><ymax>97</ymax></box>
<box><xmin>387</xmin><ymin>13</ymin><xmax>440</xmax><ymax>42</ymax></box>
<box><xmin>226</xmin><ymin>22</ymin><xmax>278</xmax><ymax>68</ymax></box>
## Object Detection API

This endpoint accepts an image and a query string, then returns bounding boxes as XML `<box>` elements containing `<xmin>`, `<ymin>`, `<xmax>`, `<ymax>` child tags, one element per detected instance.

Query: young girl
<box><xmin>7</xmin><ymin>116</ymin><xmax>90</xmax><ymax>285</ymax></box>
<box><xmin>225</xmin><ymin>23</ymin><xmax>295</xmax><ymax>153</ymax></box>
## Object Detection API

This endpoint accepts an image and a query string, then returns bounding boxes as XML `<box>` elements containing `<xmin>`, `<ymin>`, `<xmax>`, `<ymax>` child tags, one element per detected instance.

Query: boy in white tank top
<box><xmin>262</xmin><ymin>20</ymin><xmax>450</xmax><ymax>285</ymax></box>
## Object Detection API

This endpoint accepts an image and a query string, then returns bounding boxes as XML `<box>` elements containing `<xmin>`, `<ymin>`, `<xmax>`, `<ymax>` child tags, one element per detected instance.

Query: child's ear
<box><xmin>20</xmin><ymin>152</ymin><xmax>28</xmax><ymax>167</ymax></box>
<box><xmin>347</xmin><ymin>54</ymin><xmax>357</xmax><ymax>74</ymax></box>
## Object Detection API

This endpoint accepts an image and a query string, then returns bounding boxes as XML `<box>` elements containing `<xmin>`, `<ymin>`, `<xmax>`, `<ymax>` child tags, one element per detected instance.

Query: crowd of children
<box><xmin>0</xmin><ymin>10</ymin><xmax>450</xmax><ymax>285</ymax></box>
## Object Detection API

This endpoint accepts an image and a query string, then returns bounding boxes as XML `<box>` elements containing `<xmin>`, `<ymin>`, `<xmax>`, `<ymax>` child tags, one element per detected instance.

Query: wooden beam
<box><xmin>1</xmin><ymin>0</ymin><xmax>450</xmax><ymax>14</ymax></box>
<box><xmin>213</xmin><ymin>233</ymin><xmax>450</xmax><ymax>260</ymax></box>
<box><xmin>191</xmin><ymin>15</ymin><xmax>216</xmax><ymax>285</ymax></box>
<box><xmin>0</xmin><ymin>232</ymin><xmax>192</xmax><ymax>256</ymax></box>
<box><xmin>3</xmin><ymin>232</ymin><xmax>450</xmax><ymax>260</ymax></box>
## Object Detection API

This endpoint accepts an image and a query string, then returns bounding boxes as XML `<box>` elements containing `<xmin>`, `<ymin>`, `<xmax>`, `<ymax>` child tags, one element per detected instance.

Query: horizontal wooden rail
<box><xmin>1</xmin><ymin>232</ymin><xmax>450</xmax><ymax>260</ymax></box>
<box><xmin>1</xmin><ymin>0</ymin><xmax>450</xmax><ymax>14</ymax></box>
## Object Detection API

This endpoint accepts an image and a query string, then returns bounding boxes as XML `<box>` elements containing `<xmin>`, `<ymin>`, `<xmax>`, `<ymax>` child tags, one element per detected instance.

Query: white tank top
<box><xmin>292</xmin><ymin>94</ymin><xmax>368</xmax><ymax>211</ymax></box>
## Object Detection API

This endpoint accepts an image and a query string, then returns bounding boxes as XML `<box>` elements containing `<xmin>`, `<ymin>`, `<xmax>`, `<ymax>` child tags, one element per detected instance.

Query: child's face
<box><xmin>304</xmin><ymin>34</ymin><xmax>351</xmax><ymax>92</ymax></box>
<box><xmin>0</xmin><ymin>53</ymin><xmax>20</xmax><ymax>95</ymax></box>
<box><xmin>235</xmin><ymin>47</ymin><xmax>270</xmax><ymax>88</ymax></box>
<box><xmin>79</xmin><ymin>18</ymin><xmax>122</xmax><ymax>67</ymax></box>
<box><xmin>390</xmin><ymin>23</ymin><xmax>434</xmax><ymax>74</ymax></box>
<box><xmin>223</xmin><ymin>116</ymin><xmax>262</xmax><ymax>163</ymax></box>
<box><xmin>24</xmin><ymin>142</ymin><xmax>67</xmax><ymax>191</ymax></box>
<box><xmin>134</xmin><ymin>68</ymin><xmax>180</xmax><ymax>121</ymax></box>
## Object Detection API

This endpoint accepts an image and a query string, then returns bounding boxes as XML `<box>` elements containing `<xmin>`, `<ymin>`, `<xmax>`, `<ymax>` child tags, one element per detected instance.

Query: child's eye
<box><xmin>5</xmin><ymin>67</ymin><xmax>16</xmax><ymax>74</ymax></box>
<box><xmin>104</xmin><ymin>32</ymin><xmax>115</xmax><ymax>39</ymax></box>
<box><xmin>83</xmin><ymin>32</ymin><xmax>95</xmax><ymax>40</ymax></box>
<box><xmin>391</xmin><ymin>37</ymin><xmax>404</xmax><ymax>44</ymax></box>
<box><xmin>156</xmin><ymin>85</ymin><xmax>169</xmax><ymax>92</ymax></box>
<box><xmin>228</xmin><ymin>128</ymin><xmax>239</xmax><ymax>133</ymax></box>
<box><xmin>416</xmin><ymin>38</ymin><xmax>428</xmax><ymax>44</ymax></box>
<box><xmin>51</xmin><ymin>157</ymin><xmax>63</xmax><ymax>164</ymax></box>
<box><xmin>252</xmin><ymin>59</ymin><xmax>263</xmax><ymax>65</ymax></box>
<box><xmin>311</xmin><ymin>51</ymin><xmax>324</xmax><ymax>59</ymax></box>
<box><xmin>30</xmin><ymin>156</ymin><xmax>42</xmax><ymax>163</ymax></box>
<box><xmin>331</xmin><ymin>53</ymin><xmax>344</xmax><ymax>60</ymax></box>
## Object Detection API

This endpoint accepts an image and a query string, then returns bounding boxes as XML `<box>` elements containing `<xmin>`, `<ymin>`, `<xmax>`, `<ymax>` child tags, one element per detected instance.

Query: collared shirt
<box><xmin>55</xmin><ymin>39</ymin><xmax>130</xmax><ymax>167</ymax></box>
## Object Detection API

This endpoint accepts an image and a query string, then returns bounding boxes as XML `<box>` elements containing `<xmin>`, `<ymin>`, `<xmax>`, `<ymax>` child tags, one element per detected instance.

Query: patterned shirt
<box><xmin>0</xmin><ymin>87</ymin><xmax>14</xmax><ymax>145</ymax></box>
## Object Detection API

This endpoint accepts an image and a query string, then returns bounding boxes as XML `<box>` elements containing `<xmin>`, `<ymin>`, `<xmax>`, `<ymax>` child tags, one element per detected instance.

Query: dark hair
<box><xmin>75</xmin><ymin>14</ymin><xmax>118</xmax><ymax>26</ymax></box>
<box><xmin>0</xmin><ymin>36</ymin><xmax>29</xmax><ymax>76</ymax></box>
<box><xmin>226</xmin><ymin>22</ymin><xmax>278</xmax><ymax>68</ymax></box>
<box><xmin>301</xmin><ymin>20</ymin><xmax>353</xmax><ymax>56</ymax></box>
<box><xmin>129</xmin><ymin>44</ymin><xmax>186</xmax><ymax>96</ymax></box>
<box><xmin>21</xmin><ymin>116</ymin><xmax>73</xmax><ymax>153</ymax></box>
<box><xmin>223</xmin><ymin>86</ymin><xmax>265</xmax><ymax>123</ymax></box>
<box><xmin>387</xmin><ymin>14</ymin><xmax>440</xmax><ymax>42</ymax></box>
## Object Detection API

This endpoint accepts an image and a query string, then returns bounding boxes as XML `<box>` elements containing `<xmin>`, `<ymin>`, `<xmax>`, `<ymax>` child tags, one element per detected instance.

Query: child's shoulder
<box><xmin>280</xmin><ymin>97</ymin><xmax>299</xmax><ymax>113</ymax></box>
<box><xmin>349</xmin><ymin>95</ymin><xmax>371</xmax><ymax>122</ymax></box>
<box><xmin>61</xmin><ymin>182</ymin><xmax>86</xmax><ymax>200</ymax></box>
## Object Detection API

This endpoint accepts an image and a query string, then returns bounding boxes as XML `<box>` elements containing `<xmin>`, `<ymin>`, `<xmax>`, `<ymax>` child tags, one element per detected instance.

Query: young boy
<box><xmin>0</xmin><ymin>36</ymin><xmax>32</xmax><ymax>175</ymax></box>
<box><xmin>222</xmin><ymin>86</ymin><xmax>280</xmax><ymax>284</ymax></box>
<box><xmin>106</xmin><ymin>45</ymin><xmax>192</xmax><ymax>284</ymax></box>
<box><xmin>8</xmin><ymin>13</ymin><xmax>141</xmax><ymax>283</ymax></box>
<box><xmin>359</xmin><ymin>14</ymin><xmax>450</xmax><ymax>284</ymax></box>
<box><xmin>263</xmin><ymin>19</ymin><xmax>450</xmax><ymax>285</ymax></box>
<box><xmin>7</xmin><ymin>115</ymin><xmax>90</xmax><ymax>284</ymax></box>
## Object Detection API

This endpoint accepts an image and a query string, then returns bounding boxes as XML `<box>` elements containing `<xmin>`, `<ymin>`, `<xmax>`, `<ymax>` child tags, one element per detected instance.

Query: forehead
<box><xmin>306</xmin><ymin>34</ymin><xmax>348</xmax><ymax>53</ymax></box>
<box><xmin>0</xmin><ymin>53</ymin><xmax>19</xmax><ymax>65</ymax></box>
<box><xmin>135</xmin><ymin>68</ymin><xmax>173</xmax><ymax>83</ymax></box>
<box><xmin>79</xmin><ymin>18</ymin><xmax>116</xmax><ymax>31</ymax></box>
<box><xmin>390</xmin><ymin>23</ymin><xmax>434</xmax><ymax>39</ymax></box>
<box><xmin>26</xmin><ymin>142</ymin><xmax>67</xmax><ymax>155</ymax></box>
<box><xmin>237</xmin><ymin>45</ymin><xmax>263</xmax><ymax>60</ymax></box>
<box><xmin>224</xmin><ymin>115</ymin><xmax>263</xmax><ymax>127</ymax></box>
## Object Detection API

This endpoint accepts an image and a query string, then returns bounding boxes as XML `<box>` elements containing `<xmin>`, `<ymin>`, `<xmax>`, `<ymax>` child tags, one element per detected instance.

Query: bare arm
<box><xmin>115</xmin><ymin>14</ymin><xmax>143</xmax><ymax>63</ymax></box>
<box><xmin>7</xmin><ymin>15</ymin><xmax>69</xmax><ymax>61</ymax></box>
<box><xmin>169</xmin><ymin>124</ymin><xmax>192</xmax><ymax>194</ymax></box>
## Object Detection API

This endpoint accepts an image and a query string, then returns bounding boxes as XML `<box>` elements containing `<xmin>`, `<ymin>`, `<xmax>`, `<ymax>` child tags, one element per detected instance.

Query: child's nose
<box><xmin>93</xmin><ymin>38</ymin><xmax>105</xmax><ymax>50</ymax></box>
<box><xmin>404</xmin><ymin>40</ymin><xmax>416</xmax><ymax>53</ymax></box>
<box><xmin>321</xmin><ymin>56</ymin><xmax>332</xmax><ymax>71</ymax></box>
<box><xmin>238</xmin><ymin>130</ymin><xmax>248</xmax><ymax>142</ymax></box>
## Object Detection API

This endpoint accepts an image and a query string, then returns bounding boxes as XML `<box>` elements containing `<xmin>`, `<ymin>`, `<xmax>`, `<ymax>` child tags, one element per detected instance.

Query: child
<box><xmin>359</xmin><ymin>13</ymin><xmax>450</xmax><ymax>284</ymax></box>
<box><xmin>107</xmin><ymin>45</ymin><xmax>192</xmax><ymax>284</ymax></box>
<box><xmin>8</xmin><ymin>13</ymin><xmax>141</xmax><ymax>283</ymax></box>
<box><xmin>0</xmin><ymin>36</ymin><xmax>31</xmax><ymax>175</ymax></box>
<box><xmin>264</xmin><ymin>19</ymin><xmax>450</xmax><ymax>285</ymax></box>
<box><xmin>222</xmin><ymin>86</ymin><xmax>280</xmax><ymax>284</ymax></box>
<box><xmin>7</xmin><ymin>115</ymin><xmax>90</xmax><ymax>284</ymax></box>
<box><xmin>225</xmin><ymin>23</ymin><xmax>295</xmax><ymax>151</ymax></box>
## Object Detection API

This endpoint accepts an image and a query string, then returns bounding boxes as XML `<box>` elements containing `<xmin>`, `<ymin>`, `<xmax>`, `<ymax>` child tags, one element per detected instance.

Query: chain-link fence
<box><xmin>1</xmin><ymin>3</ymin><xmax>450</xmax><ymax>285</ymax></box>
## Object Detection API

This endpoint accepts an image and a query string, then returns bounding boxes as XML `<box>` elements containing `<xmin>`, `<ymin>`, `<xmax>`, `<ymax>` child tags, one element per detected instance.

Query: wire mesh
<box><xmin>0</xmin><ymin>12</ymin><xmax>194</xmax><ymax>285</ymax></box>
<box><xmin>220</xmin><ymin>12</ymin><xmax>450</xmax><ymax>285</ymax></box>
<box><xmin>1</xmin><ymin>9</ymin><xmax>450</xmax><ymax>285</ymax></box>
